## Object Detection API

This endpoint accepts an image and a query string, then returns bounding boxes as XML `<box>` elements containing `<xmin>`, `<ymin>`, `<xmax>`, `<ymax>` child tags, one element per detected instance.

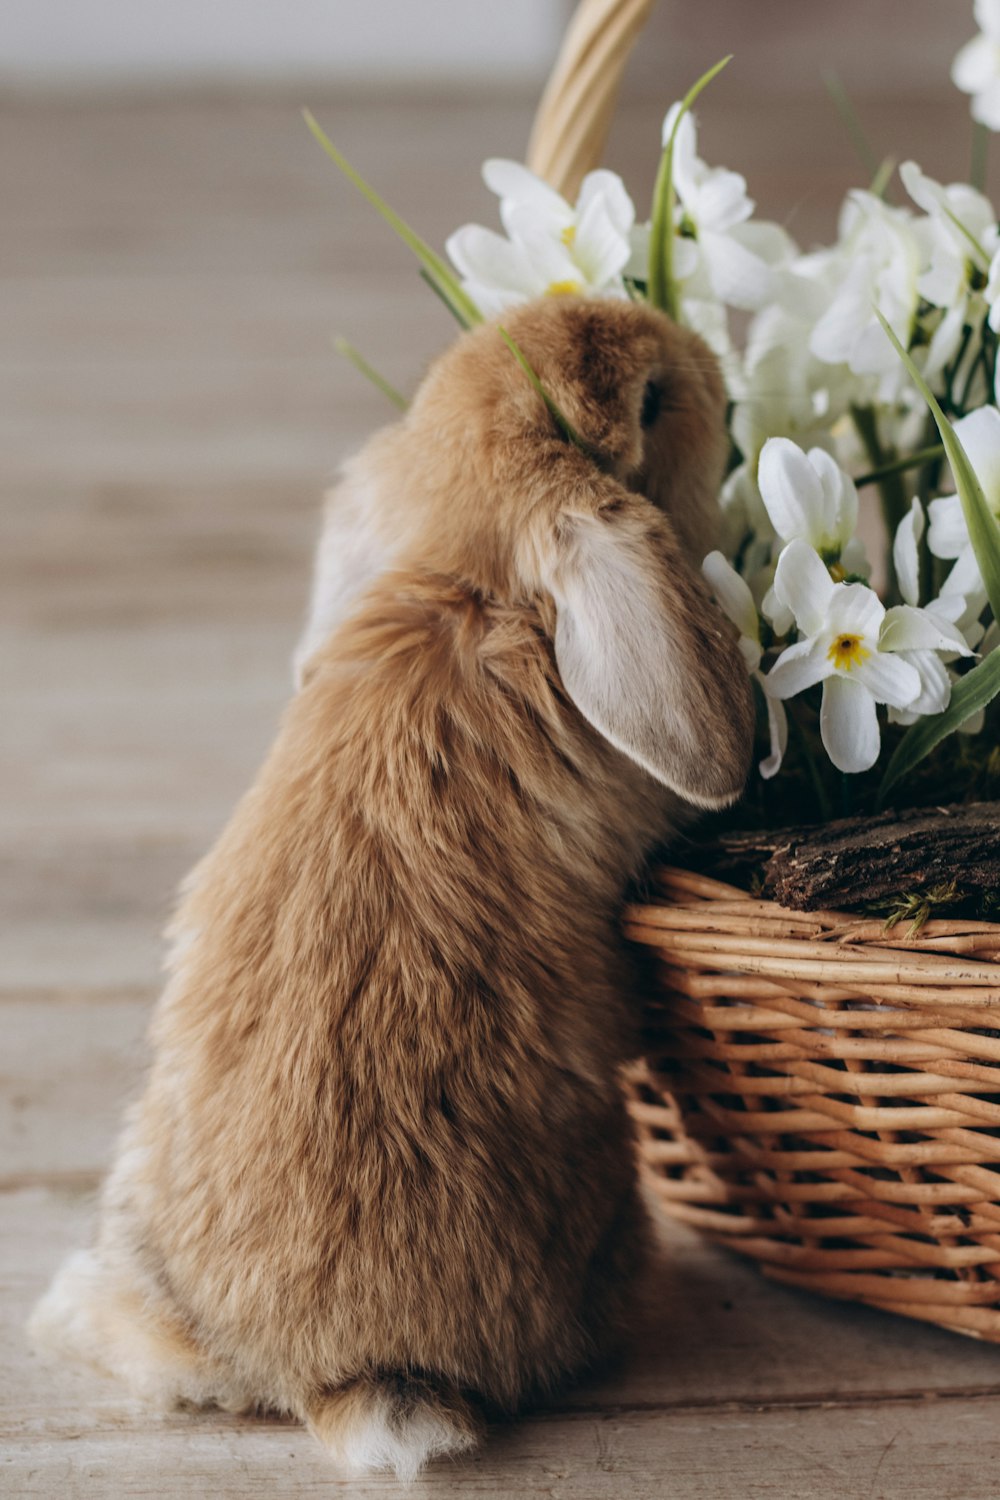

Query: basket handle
<box><xmin>526</xmin><ymin>0</ymin><xmax>658</xmax><ymax>200</ymax></box>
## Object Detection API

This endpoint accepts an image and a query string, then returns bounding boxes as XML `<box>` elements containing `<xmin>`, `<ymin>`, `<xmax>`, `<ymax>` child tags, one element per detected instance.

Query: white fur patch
<box><xmin>28</xmin><ymin>1248</ymin><xmax>243</xmax><ymax>1412</ymax></box>
<box><xmin>293</xmin><ymin>465</ymin><xmax>398</xmax><ymax>686</ymax></box>
<box><xmin>313</xmin><ymin>1383</ymin><xmax>477</xmax><ymax>1484</ymax></box>
<box><xmin>28</xmin><ymin>1248</ymin><xmax>108</xmax><ymax>1369</ymax></box>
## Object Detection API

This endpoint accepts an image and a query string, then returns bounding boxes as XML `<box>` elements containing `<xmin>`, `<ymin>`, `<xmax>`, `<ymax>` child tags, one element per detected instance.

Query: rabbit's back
<box><xmin>124</xmin><ymin>573</ymin><xmax>667</xmax><ymax>1409</ymax></box>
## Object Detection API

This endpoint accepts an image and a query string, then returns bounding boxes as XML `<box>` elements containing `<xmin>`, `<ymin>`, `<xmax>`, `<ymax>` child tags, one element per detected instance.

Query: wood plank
<box><xmin>8</xmin><ymin>999</ymin><xmax>1000</xmax><ymax>1413</ymax></box>
<box><xmin>8</xmin><ymin>1183</ymin><xmax>1000</xmax><ymax>1495</ymax></box>
<box><xmin>0</xmin><ymin>998</ymin><xmax>149</xmax><ymax>1179</ymax></box>
<box><xmin>6</xmin><ymin>1371</ymin><xmax>1000</xmax><ymax>1498</ymax></box>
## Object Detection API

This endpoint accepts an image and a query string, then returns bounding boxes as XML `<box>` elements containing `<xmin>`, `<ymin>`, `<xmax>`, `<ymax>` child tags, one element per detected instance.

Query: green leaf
<box><xmin>418</xmin><ymin>267</ymin><xmax>474</xmax><ymax>330</ymax></box>
<box><xmin>647</xmin><ymin>55</ymin><xmax>732</xmax><ymax>319</ymax></box>
<box><xmin>823</xmin><ymin>70</ymin><xmax>880</xmax><ymax>183</ymax></box>
<box><xmin>303</xmin><ymin>110</ymin><xmax>483</xmax><ymax>329</ymax></box>
<box><xmin>874</xmin><ymin>307</ymin><xmax>1000</xmax><ymax>624</ymax></box>
<box><xmin>333</xmin><ymin>337</ymin><xmax>408</xmax><ymax>411</ymax></box>
<box><xmin>869</xmin><ymin>156</ymin><xmax>896</xmax><ymax>201</ymax></box>
<box><xmin>878</xmin><ymin>648</ymin><xmax>1000</xmax><ymax>804</ymax></box>
<box><xmin>496</xmin><ymin>326</ymin><xmax>594</xmax><ymax>457</ymax></box>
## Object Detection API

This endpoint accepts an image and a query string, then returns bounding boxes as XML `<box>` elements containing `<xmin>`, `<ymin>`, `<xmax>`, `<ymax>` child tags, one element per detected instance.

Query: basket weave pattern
<box><xmin>625</xmin><ymin>869</ymin><xmax>1000</xmax><ymax>1340</ymax></box>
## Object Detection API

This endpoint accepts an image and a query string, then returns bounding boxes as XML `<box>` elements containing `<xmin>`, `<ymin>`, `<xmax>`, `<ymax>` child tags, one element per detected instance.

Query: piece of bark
<box><xmin>687</xmin><ymin>802</ymin><xmax>1000</xmax><ymax>911</ymax></box>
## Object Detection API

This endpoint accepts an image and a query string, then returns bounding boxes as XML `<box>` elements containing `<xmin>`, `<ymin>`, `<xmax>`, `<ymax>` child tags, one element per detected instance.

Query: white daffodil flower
<box><xmin>927</xmin><ymin>405</ymin><xmax>1000</xmax><ymax>596</ymax></box>
<box><xmin>953</xmin><ymin>0</ymin><xmax>1000</xmax><ymax>129</ymax></box>
<box><xmin>445</xmin><ymin>159</ymin><xmax>635</xmax><ymax>315</ymax></box>
<box><xmin>899</xmin><ymin>161</ymin><xmax>998</xmax><ymax>378</ymax></box>
<box><xmin>809</xmin><ymin>192</ymin><xmax>923</xmax><ymax>397</ymax></box>
<box><xmin>763</xmin><ymin>541</ymin><xmax>957</xmax><ymax>773</ymax></box>
<box><xmin>661</xmin><ymin>105</ymin><xmax>793</xmax><ymax>312</ymax></box>
<box><xmin>757</xmin><ymin>438</ymin><xmax>869</xmax><ymax>576</ymax></box>
<box><xmin>703</xmin><ymin>551</ymin><xmax>788</xmax><ymax>779</ymax></box>
<box><xmin>732</xmin><ymin>300</ymin><xmax>851</xmax><ymax>468</ymax></box>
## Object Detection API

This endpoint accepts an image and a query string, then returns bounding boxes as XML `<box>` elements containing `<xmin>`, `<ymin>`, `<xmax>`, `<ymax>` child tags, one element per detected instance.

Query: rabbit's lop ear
<box><xmin>546</xmin><ymin>497</ymin><xmax>754</xmax><ymax>809</ymax></box>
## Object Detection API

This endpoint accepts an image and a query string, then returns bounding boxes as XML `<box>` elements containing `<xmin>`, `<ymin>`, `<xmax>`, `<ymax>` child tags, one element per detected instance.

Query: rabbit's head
<box><xmin>320</xmin><ymin>296</ymin><xmax>754</xmax><ymax>809</ymax></box>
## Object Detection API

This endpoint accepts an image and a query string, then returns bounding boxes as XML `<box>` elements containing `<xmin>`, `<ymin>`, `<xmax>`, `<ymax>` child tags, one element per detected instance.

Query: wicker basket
<box><xmin>531</xmin><ymin>3</ymin><xmax>1000</xmax><ymax>1340</ymax></box>
<box><xmin>624</xmin><ymin>870</ymin><xmax>1000</xmax><ymax>1341</ymax></box>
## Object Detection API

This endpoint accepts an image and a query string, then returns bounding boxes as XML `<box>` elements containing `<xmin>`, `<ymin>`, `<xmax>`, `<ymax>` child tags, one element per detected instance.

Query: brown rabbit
<box><xmin>30</xmin><ymin>295</ymin><xmax>754</xmax><ymax>1481</ymax></box>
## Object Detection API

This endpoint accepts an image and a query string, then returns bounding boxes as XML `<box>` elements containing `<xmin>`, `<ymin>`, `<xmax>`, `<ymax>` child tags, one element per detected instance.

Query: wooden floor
<box><xmin>6</xmin><ymin>83</ymin><xmax>1000</xmax><ymax>1498</ymax></box>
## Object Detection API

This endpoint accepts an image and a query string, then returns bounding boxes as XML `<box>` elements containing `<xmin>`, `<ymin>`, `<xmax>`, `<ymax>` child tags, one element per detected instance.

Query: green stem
<box><xmin>957</xmin><ymin>345</ymin><xmax>989</xmax><ymax>414</ymax></box>
<box><xmin>944</xmin><ymin>324</ymin><xmax>974</xmax><ymax>411</ymax></box>
<box><xmin>851</xmin><ymin>405</ymin><xmax>908</xmax><ymax>594</ymax></box>
<box><xmin>854</xmin><ymin>444</ymin><xmax>944</xmax><ymax>490</ymax></box>
<box><xmin>823</xmin><ymin>71</ymin><xmax>880</xmax><ymax>183</ymax></box>
<box><xmin>496</xmin><ymin>326</ymin><xmax>594</xmax><ymax>457</ymax></box>
<box><xmin>972</xmin><ymin>120</ymin><xmax>990</xmax><ymax>193</ymax></box>
<box><xmin>648</xmin><ymin>55</ymin><xmax>732</xmax><ymax>318</ymax></box>
<box><xmin>333</xmin><ymin>337</ymin><xmax>408</xmax><ymax>411</ymax></box>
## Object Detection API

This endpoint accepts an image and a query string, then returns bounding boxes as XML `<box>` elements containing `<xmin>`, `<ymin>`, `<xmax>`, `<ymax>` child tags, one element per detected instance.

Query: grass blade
<box><xmin>878</xmin><ymin>649</ymin><xmax>1000</xmax><ymax>803</ymax></box>
<box><xmin>303</xmin><ymin>110</ymin><xmax>483</xmax><ymax>329</ymax></box>
<box><xmin>334</xmin><ymin>337</ymin><xmax>408</xmax><ymax>410</ymax></box>
<box><xmin>418</xmin><ymin>267</ymin><xmax>474</xmax><ymax>330</ymax></box>
<box><xmin>823</xmin><ymin>70</ymin><xmax>880</xmax><ymax>182</ymax></box>
<box><xmin>496</xmin><ymin>326</ymin><xmax>593</xmax><ymax>456</ymax></box>
<box><xmin>647</xmin><ymin>55</ymin><xmax>732</xmax><ymax>318</ymax></box>
<box><xmin>875</xmin><ymin>307</ymin><xmax>1000</xmax><ymax>624</ymax></box>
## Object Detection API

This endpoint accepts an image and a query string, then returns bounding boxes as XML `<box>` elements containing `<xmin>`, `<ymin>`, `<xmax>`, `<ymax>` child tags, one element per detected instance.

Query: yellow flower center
<box><xmin>828</xmin><ymin>562</ymin><xmax>847</xmax><ymax>583</ymax></box>
<box><xmin>547</xmin><ymin>279</ymin><xmax>583</xmax><ymax>296</ymax></box>
<box><xmin>828</xmin><ymin>633</ymin><xmax>870</xmax><ymax>672</ymax></box>
<box><xmin>561</xmin><ymin>224</ymin><xmax>577</xmax><ymax>247</ymax></box>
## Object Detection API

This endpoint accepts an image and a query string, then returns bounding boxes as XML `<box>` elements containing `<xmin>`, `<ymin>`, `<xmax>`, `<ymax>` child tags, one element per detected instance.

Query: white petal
<box><xmin>927</xmin><ymin>494</ymin><xmax>969</xmax><ymax>560</ymax></box>
<box><xmin>953</xmin><ymin>35</ymin><xmax>1000</xmax><ymax>96</ymax></box>
<box><xmin>701</xmin><ymin>230</ymin><xmax>774</xmax><ymax>310</ymax></box>
<box><xmin>695</xmin><ymin>168</ymin><xmax>755</xmax><ymax>233</ymax></box>
<box><xmin>851</xmin><ymin>649</ymin><xmax>922</xmax><ymax>709</ymax></box>
<box><xmin>575</xmin><ymin>170</ymin><xmax>635</xmax><ymax>236</ymax></box>
<box><xmin>756</xmin><ymin>677</ymin><xmax>788</xmax><ymax>780</ymax></box>
<box><xmin>504</xmin><ymin>221</ymin><xmax>586</xmax><ymax>289</ymax></box>
<box><xmin>899</xmin><ymin>650</ymin><xmax>953</xmax><ymax>716</ymax></box>
<box><xmin>820</xmin><ymin>676</ymin><xmax>880</xmax><ymax>773</ymax></box>
<box><xmin>977</xmin><ymin>0</ymin><xmax>1000</xmax><ymax>44</ymax></box>
<box><xmin>445</xmin><ymin>225</ymin><xmax>542</xmax><ymax>295</ymax></box>
<box><xmin>662</xmin><ymin>106</ymin><xmax>698</xmax><ymax>196</ymax></box>
<box><xmin>757</xmin><ymin>438</ymin><xmax>825</xmax><ymax>546</ymax></box>
<box><xmin>942</xmin><ymin>545</ymin><xmax>986</xmax><ymax>598</ymax></box>
<box><xmin>765</xmin><ymin>635</ymin><xmax>833</xmax><ymax>700</ymax></box>
<box><xmin>899</xmin><ymin>159</ymin><xmax>937</xmax><ymax>216</ymax></box>
<box><xmin>879</xmin><ymin>603</ymin><xmax>973</xmax><ymax>656</ymax></box>
<box><xmin>626</xmin><ymin>221</ymin><xmax>651</xmax><ymax>280</ymax></box>
<box><xmin>809</xmin><ymin>447</ymin><xmax>858</xmax><ymax>549</ymax></box>
<box><xmin>772</xmin><ymin>539</ymin><xmax>835</xmax><ymax>636</ymax></box>
<box><xmin>761</xmin><ymin>584</ymin><xmax>794</xmax><ymax>638</ymax></box>
<box><xmin>572</xmin><ymin>192</ymin><xmax>634</xmax><ymax>286</ymax></box>
<box><xmin>702</xmin><ymin>551</ymin><xmax>759</xmax><ymax>643</ymax></box>
<box><xmin>482</xmin><ymin>159</ymin><xmax>569</xmax><ymax>230</ymax></box>
<box><xmin>953</xmin><ymin>406</ymin><xmax>1000</xmax><ymax>509</ymax></box>
<box><xmin>842</xmin><ymin>535</ymin><xmax>871</xmax><ymax>579</ymax></box>
<box><xmin>825</xmin><ymin>581</ymin><xmax>885</xmax><ymax>642</ymax></box>
<box><xmin>972</xmin><ymin>78</ymin><xmax>1000</xmax><ymax>130</ymax></box>
<box><xmin>893</xmin><ymin>497</ymin><xmax>925</xmax><ymax>607</ymax></box>
<box><xmin>734</xmin><ymin>219</ymin><xmax>796</xmax><ymax>267</ymax></box>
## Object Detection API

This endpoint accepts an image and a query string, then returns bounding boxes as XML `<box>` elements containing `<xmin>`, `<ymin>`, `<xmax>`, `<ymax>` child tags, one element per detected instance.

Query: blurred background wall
<box><xmin>0</xmin><ymin>0</ymin><xmax>566</xmax><ymax>87</ymax></box>
<box><xmin>0</xmin><ymin>0</ymin><xmax>978</xmax><ymax>93</ymax></box>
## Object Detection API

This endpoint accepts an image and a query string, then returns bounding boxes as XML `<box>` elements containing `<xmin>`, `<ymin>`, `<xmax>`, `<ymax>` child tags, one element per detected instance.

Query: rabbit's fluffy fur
<box><xmin>31</xmin><ymin>296</ymin><xmax>754</xmax><ymax>1480</ymax></box>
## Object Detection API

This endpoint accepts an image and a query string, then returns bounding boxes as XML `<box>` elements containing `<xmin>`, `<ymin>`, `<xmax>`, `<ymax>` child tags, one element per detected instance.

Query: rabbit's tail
<box><xmin>307</xmin><ymin>1372</ymin><xmax>481</xmax><ymax>1482</ymax></box>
